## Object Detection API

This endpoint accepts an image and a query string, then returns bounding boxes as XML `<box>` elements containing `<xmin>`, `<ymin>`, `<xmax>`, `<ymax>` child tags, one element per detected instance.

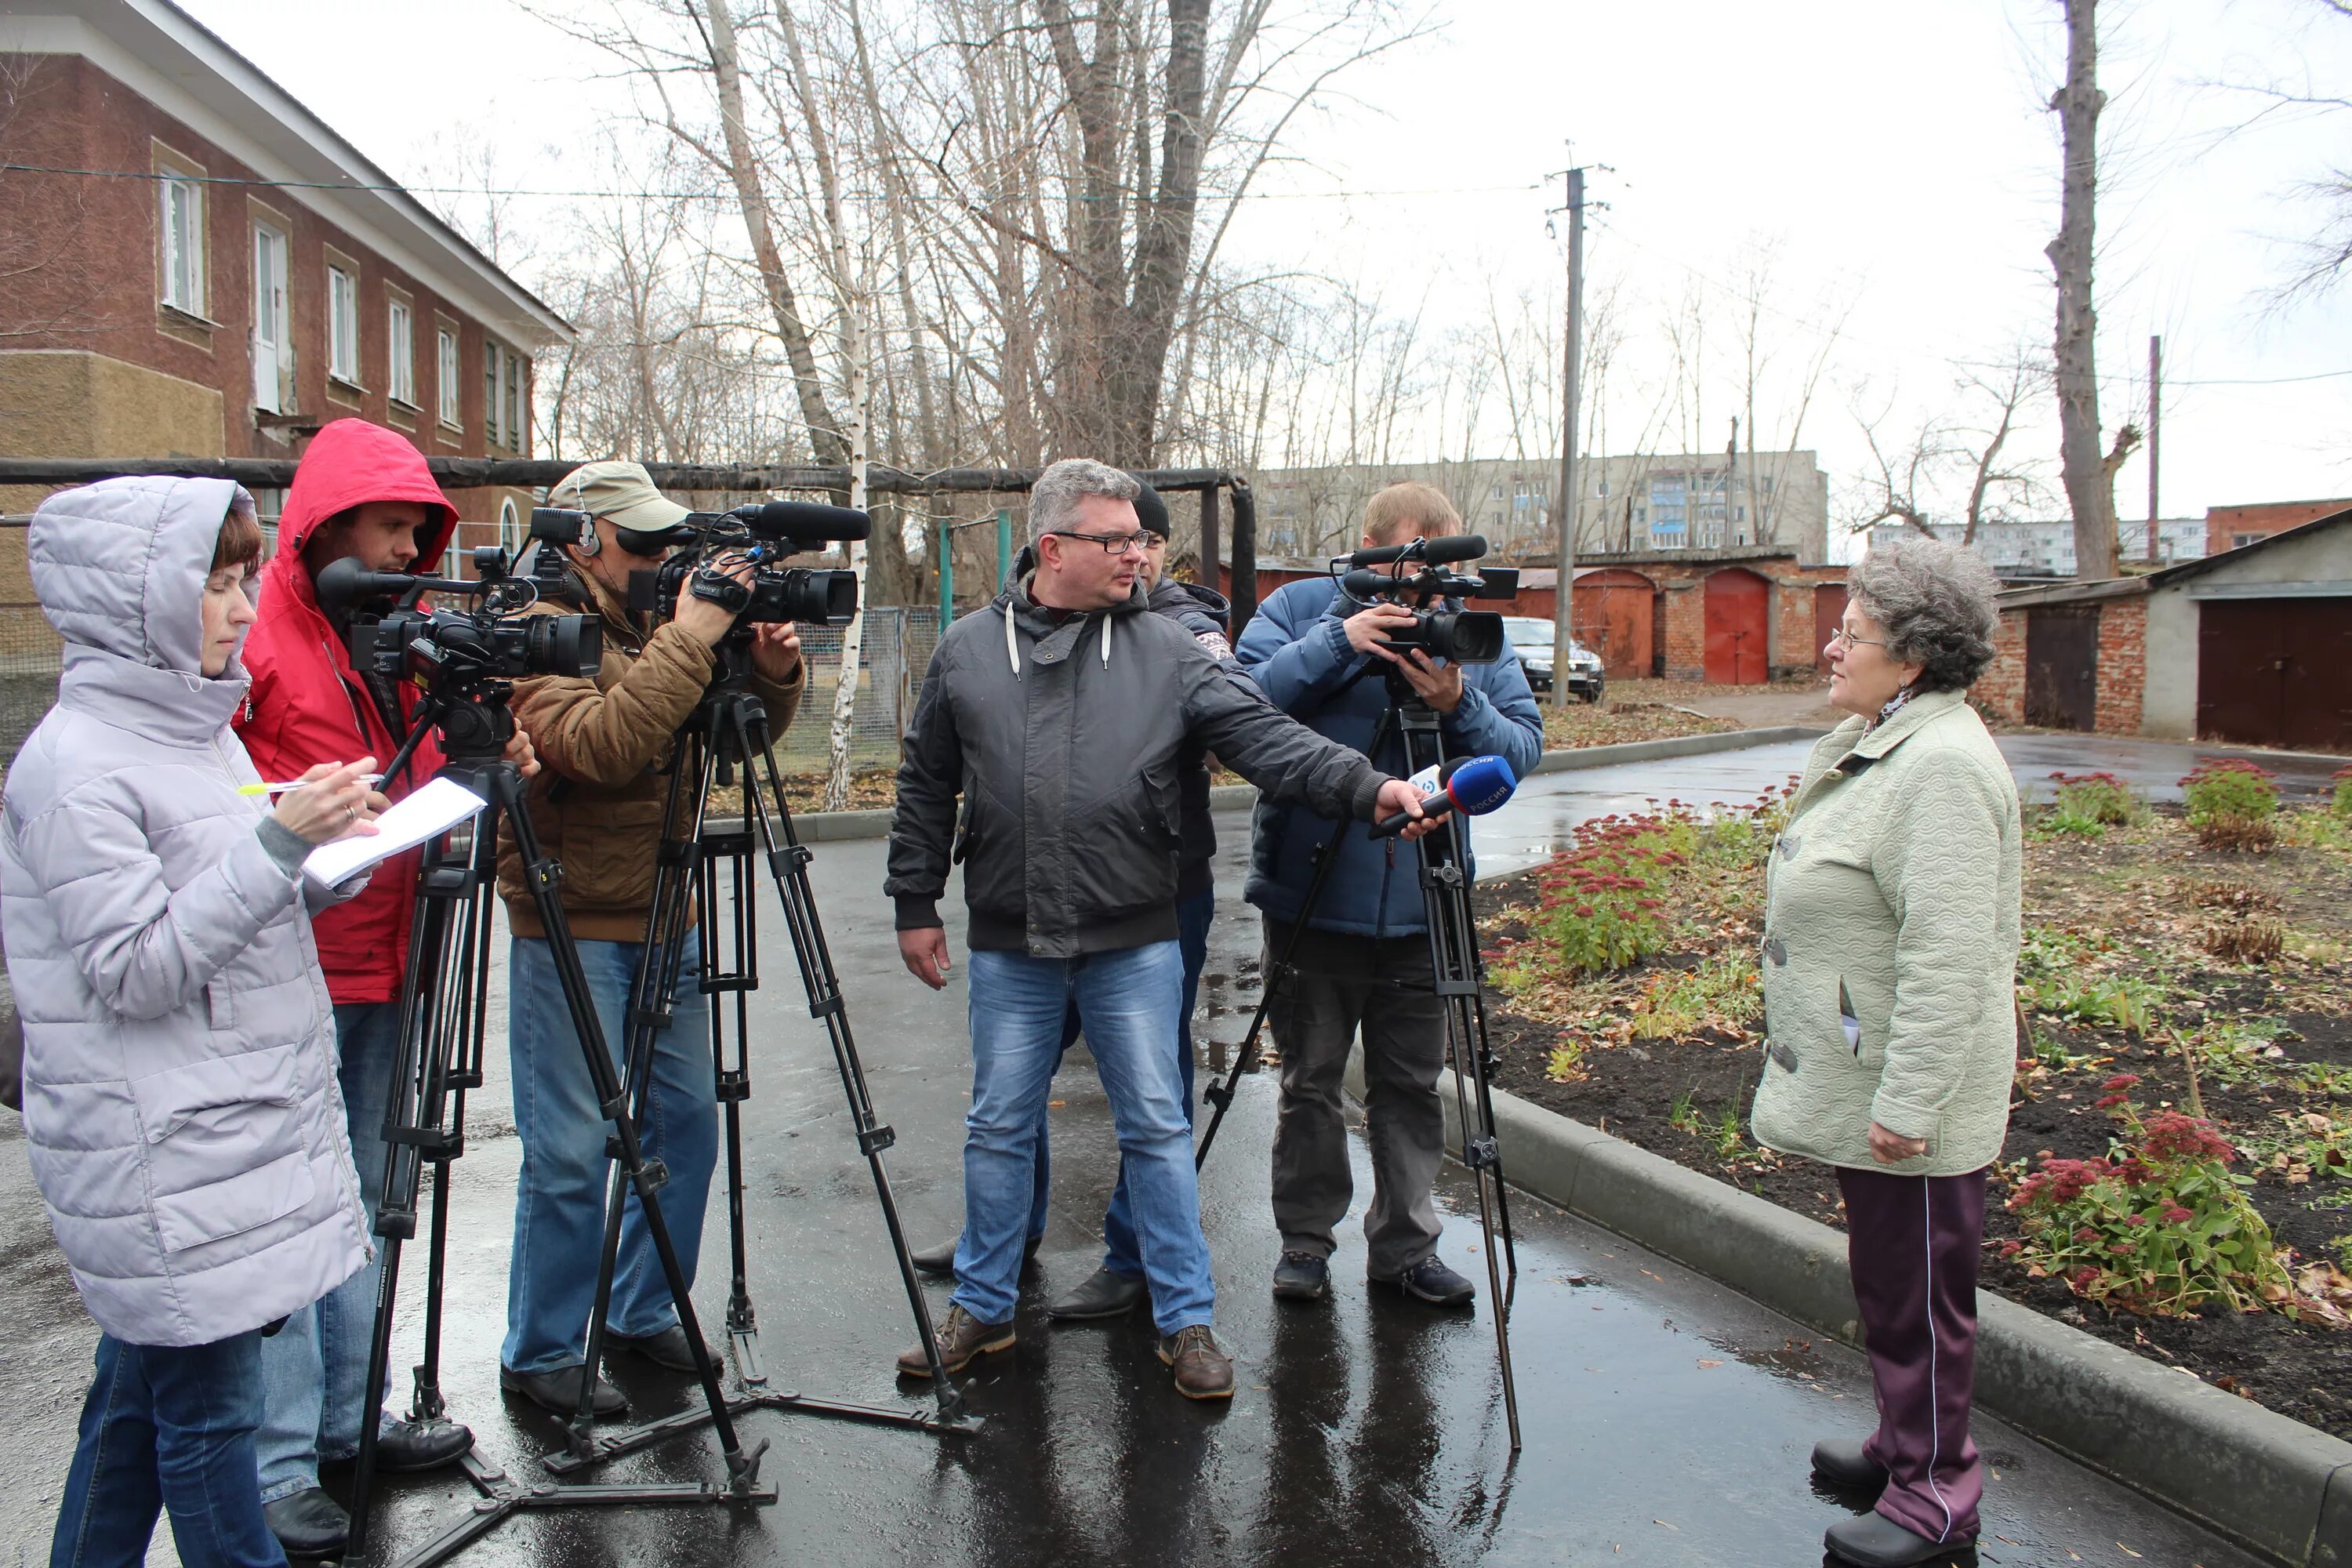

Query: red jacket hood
<box><xmin>274</xmin><ymin>417</ymin><xmax>459</xmax><ymax>564</ymax></box>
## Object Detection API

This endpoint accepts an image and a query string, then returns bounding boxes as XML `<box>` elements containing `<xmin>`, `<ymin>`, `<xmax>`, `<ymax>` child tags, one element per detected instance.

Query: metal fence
<box><xmin>0</xmin><ymin>593</ymin><xmax>938</xmax><ymax>784</ymax></box>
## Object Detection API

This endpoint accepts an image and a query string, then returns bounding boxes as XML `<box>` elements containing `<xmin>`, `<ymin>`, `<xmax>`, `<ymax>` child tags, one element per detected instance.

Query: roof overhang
<box><xmin>2</xmin><ymin>0</ymin><xmax>572</xmax><ymax>349</ymax></box>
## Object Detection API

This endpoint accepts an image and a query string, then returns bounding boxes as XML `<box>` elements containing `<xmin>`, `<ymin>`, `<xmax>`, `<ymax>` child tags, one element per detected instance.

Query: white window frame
<box><xmin>499</xmin><ymin>497</ymin><xmax>524</xmax><ymax>557</ymax></box>
<box><xmin>160</xmin><ymin>171</ymin><xmax>204</xmax><ymax>315</ymax></box>
<box><xmin>387</xmin><ymin>298</ymin><xmax>416</xmax><ymax>407</ymax></box>
<box><xmin>250</xmin><ymin>220</ymin><xmax>289</xmax><ymax>412</ymax></box>
<box><xmin>327</xmin><ymin>264</ymin><xmax>361</xmax><ymax>386</ymax></box>
<box><xmin>437</xmin><ymin>327</ymin><xmax>462</xmax><ymax>428</ymax></box>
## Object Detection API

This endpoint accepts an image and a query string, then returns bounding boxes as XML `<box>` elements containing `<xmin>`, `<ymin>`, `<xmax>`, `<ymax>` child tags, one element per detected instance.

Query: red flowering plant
<box><xmin>2181</xmin><ymin>758</ymin><xmax>2281</xmax><ymax>851</ymax></box>
<box><xmin>2004</xmin><ymin>1073</ymin><xmax>2290</xmax><ymax>1316</ymax></box>
<box><xmin>1516</xmin><ymin>812</ymin><xmax>1685</xmax><ymax>975</ymax></box>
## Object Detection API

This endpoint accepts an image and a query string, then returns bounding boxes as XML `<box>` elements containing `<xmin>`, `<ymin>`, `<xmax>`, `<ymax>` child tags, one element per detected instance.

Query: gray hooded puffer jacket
<box><xmin>2</xmin><ymin>476</ymin><xmax>368</xmax><ymax>1347</ymax></box>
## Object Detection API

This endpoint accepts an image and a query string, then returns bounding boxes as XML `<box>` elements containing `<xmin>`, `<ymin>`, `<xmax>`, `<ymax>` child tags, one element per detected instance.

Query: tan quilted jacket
<box><xmin>1748</xmin><ymin>688</ymin><xmax>2022</xmax><ymax>1176</ymax></box>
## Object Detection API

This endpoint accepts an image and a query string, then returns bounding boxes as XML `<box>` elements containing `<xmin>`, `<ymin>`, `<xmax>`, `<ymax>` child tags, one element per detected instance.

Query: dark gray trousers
<box><xmin>1263</xmin><ymin>915</ymin><xmax>1446</xmax><ymax>1277</ymax></box>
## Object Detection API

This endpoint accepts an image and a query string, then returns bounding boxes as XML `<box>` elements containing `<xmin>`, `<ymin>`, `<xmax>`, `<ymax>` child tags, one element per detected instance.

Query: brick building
<box><xmin>0</xmin><ymin>0</ymin><xmax>570</xmax><ymax>554</ymax></box>
<box><xmin>1972</xmin><ymin>510</ymin><xmax>2352</xmax><ymax>751</ymax></box>
<box><xmin>1219</xmin><ymin>546</ymin><xmax>1848</xmax><ymax>684</ymax></box>
<box><xmin>2204</xmin><ymin>498</ymin><xmax>2352</xmax><ymax>555</ymax></box>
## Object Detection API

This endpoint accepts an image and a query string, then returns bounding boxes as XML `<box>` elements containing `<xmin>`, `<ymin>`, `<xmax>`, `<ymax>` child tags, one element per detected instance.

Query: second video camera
<box><xmin>626</xmin><ymin>500</ymin><xmax>868</xmax><ymax>630</ymax></box>
<box><xmin>317</xmin><ymin>541</ymin><xmax>602</xmax><ymax>692</ymax></box>
<box><xmin>1337</xmin><ymin>534</ymin><xmax>1519</xmax><ymax>666</ymax></box>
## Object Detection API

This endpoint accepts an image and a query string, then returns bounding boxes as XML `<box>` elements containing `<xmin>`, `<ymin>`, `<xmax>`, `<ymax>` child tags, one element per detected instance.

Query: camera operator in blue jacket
<box><xmin>1236</xmin><ymin>481</ymin><xmax>1543</xmax><ymax>1308</ymax></box>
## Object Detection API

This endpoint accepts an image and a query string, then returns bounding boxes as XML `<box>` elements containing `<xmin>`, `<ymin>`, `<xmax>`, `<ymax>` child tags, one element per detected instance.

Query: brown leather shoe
<box><xmin>896</xmin><ymin>1305</ymin><xmax>1014</xmax><ymax>1377</ymax></box>
<box><xmin>1158</xmin><ymin>1325</ymin><xmax>1234</xmax><ymax>1400</ymax></box>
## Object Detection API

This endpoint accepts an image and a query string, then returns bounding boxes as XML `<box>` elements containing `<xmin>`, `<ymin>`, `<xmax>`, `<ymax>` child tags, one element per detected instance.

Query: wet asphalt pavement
<box><xmin>0</xmin><ymin>735</ymin><xmax>2284</xmax><ymax>1568</ymax></box>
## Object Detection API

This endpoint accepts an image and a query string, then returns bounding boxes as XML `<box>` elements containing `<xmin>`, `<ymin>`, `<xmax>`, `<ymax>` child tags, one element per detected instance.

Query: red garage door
<box><xmin>2198</xmin><ymin>597</ymin><xmax>2352</xmax><ymax>750</ymax></box>
<box><xmin>1813</xmin><ymin>583</ymin><xmax>1848</xmax><ymax>675</ymax></box>
<box><xmin>1571</xmin><ymin>569</ymin><xmax>1657</xmax><ymax>679</ymax></box>
<box><xmin>1704</xmin><ymin>568</ymin><xmax>1769</xmax><ymax>684</ymax></box>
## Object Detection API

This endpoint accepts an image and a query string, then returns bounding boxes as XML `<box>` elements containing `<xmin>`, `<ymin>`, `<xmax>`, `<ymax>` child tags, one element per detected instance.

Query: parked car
<box><xmin>1502</xmin><ymin>616</ymin><xmax>1605</xmax><ymax>702</ymax></box>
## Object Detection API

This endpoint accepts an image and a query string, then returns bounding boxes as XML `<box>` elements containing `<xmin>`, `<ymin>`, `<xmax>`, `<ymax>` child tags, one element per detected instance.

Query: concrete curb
<box><xmin>1385</xmin><ymin>1062</ymin><xmax>2352</xmax><ymax>1566</ymax></box>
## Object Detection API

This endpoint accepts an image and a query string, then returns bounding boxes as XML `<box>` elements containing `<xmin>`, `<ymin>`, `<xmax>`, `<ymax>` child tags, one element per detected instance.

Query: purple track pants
<box><xmin>1838</xmin><ymin>1164</ymin><xmax>1989</xmax><ymax>1546</ymax></box>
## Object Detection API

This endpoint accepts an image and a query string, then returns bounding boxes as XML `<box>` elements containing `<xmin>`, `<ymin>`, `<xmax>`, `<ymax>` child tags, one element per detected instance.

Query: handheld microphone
<box><xmin>1370</xmin><ymin>753</ymin><xmax>1518</xmax><ymax>839</ymax></box>
<box><xmin>684</xmin><ymin>500</ymin><xmax>872</xmax><ymax>542</ymax></box>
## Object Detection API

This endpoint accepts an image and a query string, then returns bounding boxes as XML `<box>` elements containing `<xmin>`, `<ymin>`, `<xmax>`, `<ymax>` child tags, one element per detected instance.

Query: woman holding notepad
<box><xmin>2</xmin><ymin>474</ymin><xmax>383</xmax><ymax>1568</ymax></box>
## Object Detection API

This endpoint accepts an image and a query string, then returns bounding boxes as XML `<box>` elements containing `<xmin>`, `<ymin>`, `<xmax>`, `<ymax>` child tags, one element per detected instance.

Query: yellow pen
<box><xmin>238</xmin><ymin>774</ymin><xmax>384</xmax><ymax>797</ymax></box>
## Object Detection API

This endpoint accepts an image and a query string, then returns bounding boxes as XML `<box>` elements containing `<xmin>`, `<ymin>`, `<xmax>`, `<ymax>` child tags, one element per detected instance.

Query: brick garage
<box><xmin>1973</xmin><ymin>510</ymin><xmax>2352</xmax><ymax>750</ymax></box>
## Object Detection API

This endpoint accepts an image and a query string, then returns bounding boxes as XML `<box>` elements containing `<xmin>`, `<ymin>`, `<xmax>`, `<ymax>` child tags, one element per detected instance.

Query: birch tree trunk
<box><xmin>2048</xmin><ymin>0</ymin><xmax>2118</xmax><ymax>579</ymax></box>
<box><xmin>825</xmin><ymin>308</ymin><xmax>869</xmax><ymax>812</ymax></box>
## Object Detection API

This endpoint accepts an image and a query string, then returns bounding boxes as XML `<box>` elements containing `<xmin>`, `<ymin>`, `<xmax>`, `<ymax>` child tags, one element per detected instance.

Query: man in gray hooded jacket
<box><xmin>886</xmin><ymin>459</ymin><xmax>1435</xmax><ymax>1400</ymax></box>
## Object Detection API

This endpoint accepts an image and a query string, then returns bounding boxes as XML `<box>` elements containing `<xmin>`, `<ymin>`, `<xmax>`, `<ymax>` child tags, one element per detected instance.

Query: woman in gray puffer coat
<box><xmin>5</xmin><ymin>476</ymin><xmax>383</xmax><ymax>1568</ymax></box>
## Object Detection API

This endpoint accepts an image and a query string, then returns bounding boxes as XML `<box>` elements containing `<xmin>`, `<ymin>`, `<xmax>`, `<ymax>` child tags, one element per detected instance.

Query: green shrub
<box><xmin>1628</xmin><ymin>953</ymin><xmax>1760</xmax><ymax>1039</ymax></box>
<box><xmin>2005</xmin><ymin>1076</ymin><xmax>2288</xmax><ymax>1316</ymax></box>
<box><xmin>2016</xmin><ymin>925</ymin><xmax>2165</xmax><ymax>1035</ymax></box>
<box><xmin>2042</xmin><ymin>770</ymin><xmax>2140</xmax><ymax>837</ymax></box>
<box><xmin>2183</xmin><ymin>758</ymin><xmax>2280</xmax><ymax>851</ymax></box>
<box><xmin>2334</xmin><ymin>766</ymin><xmax>2352</xmax><ymax>818</ymax></box>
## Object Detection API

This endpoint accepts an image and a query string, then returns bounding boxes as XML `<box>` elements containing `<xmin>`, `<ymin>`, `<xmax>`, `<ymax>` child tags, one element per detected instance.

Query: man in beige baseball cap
<box><xmin>492</xmin><ymin>457</ymin><xmax>804</xmax><ymax>1417</ymax></box>
<box><xmin>546</xmin><ymin>459</ymin><xmax>696</xmax><ymax>548</ymax></box>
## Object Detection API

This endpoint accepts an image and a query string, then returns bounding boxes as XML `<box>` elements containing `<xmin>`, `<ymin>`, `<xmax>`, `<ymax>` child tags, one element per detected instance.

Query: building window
<box><xmin>2232</xmin><ymin>532</ymin><xmax>2266</xmax><ymax>550</ymax></box>
<box><xmin>387</xmin><ymin>299</ymin><xmax>416</xmax><ymax>406</ymax></box>
<box><xmin>485</xmin><ymin>340</ymin><xmax>504</xmax><ymax>447</ymax></box>
<box><xmin>328</xmin><ymin>265</ymin><xmax>360</xmax><ymax>385</ymax></box>
<box><xmin>1648</xmin><ymin>475</ymin><xmax>1687</xmax><ymax>549</ymax></box>
<box><xmin>251</xmin><ymin>222</ymin><xmax>289</xmax><ymax>412</ymax></box>
<box><xmin>506</xmin><ymin>351</ymin><xmax>524</xmax><ymax>454</ymax></box>
<box><xmin>160</xmin><ymin>171</ymin><xmax>204</xmax><ymax>314</ymax></box>
<box><xmin>437</xmin><ymin>328</ymin><xmax>462</xmax><ymax>427</ymax></box>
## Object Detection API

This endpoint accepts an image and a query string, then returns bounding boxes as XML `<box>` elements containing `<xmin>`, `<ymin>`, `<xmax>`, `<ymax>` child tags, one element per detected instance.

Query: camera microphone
<box><xmin>1345</xmin><ymin>533</ymin><xmax>1490</xmax><ymax>569</ymax></box>
<box><xmin>1369</xmin><ymin>753</ymin><xmax>1519</xmax><ymax>839</ymax></box>
<box><xmin>685</xmin><ymin>501</ymin><xmax>873</xmax><ymax>542</ymax></box>
<box><xmin>315</xmin><ymin>557</ymin><xmax>437</xmax><ymax>610</ymax></box>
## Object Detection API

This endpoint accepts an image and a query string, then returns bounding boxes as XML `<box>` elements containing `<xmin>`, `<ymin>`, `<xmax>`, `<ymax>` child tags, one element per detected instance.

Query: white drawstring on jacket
<box><xmin>1001</xmin><ymin>604</ymin><xmax>1114</xmax><ymax>678</ymax></box>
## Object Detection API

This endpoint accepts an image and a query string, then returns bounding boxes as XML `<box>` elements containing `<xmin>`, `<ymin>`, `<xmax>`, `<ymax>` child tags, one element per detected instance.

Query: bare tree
<box><xmin>2046</xmin><ymin>0</ymin><xmax>2138</xmax><ymax>579</ymax></box>
<box><xmin>1955</xmin><ymin>347</ymin><xmax>2051</xmax><ymax>543</ymax></box>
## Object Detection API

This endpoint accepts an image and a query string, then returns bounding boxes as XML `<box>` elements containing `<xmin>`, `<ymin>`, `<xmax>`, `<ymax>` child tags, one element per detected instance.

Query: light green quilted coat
<box><xmin>1748</xmin><ymin>688</ymin><xmax>2022</xmax><ymax>1176</ymax></box>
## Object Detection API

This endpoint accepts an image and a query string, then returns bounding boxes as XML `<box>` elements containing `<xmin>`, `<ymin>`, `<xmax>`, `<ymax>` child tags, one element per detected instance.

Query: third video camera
<box><xmin>626</xmin><ymin>500</ymin><xmax>869</xmax><ymax>630</ymax></box>
<box><xmin>1338</xmin><ymin>534</ymin><xmax>1520</xmax><ymax>665</ymax></box>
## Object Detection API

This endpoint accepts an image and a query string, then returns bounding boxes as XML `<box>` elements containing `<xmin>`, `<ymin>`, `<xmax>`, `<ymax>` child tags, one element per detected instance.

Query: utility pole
<box><xmin>2145</xmin><ymin>334</ymin><xmax>2161</xmax><ymax>564</ymax></box>
<box><xmin>1550</xmin><ymin>163</ymin><xmax>1587</xmax><ymax>712</ymax></box>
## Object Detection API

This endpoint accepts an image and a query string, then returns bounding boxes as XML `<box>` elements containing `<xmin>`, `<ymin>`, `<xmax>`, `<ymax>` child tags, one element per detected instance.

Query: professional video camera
<box><xmin>315</xmin><ymin>511</ymin><xmax>602</xmax><ymax>692</ymax></box>
<box><xmin>1334</xmin><ymin>532</ymin><xmax>1520</xmax><ymax>666</ymax></box>
<box><xmin>623</xmin><ymin>499</ymin><xmax>869</xmax><ymax>630</ymax></box>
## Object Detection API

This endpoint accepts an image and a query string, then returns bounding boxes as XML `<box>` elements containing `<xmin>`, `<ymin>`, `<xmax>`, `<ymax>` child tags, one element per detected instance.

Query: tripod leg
<box><xmin>734</xmin><ymin>713</ymin><xmax>967</xmax><ymax>1423</ymax></box>
<box><xmin>1195</xmin><ymin>703</ymin><xmax>1399</xmax><ymax>1172</ymax></box>
<box><xmin>499</xmin><ymin>768</ymin><xmax>769</xmax><ymax>1492</ymax></box>
<box><xmin>571</xmin><ymin>739</ymin><xmax>716</xmax><ymax>1443</ymax></box>
<box><xmin>348</xmin><ymin>836</ymin><xmax>472</xmax><ymax>1554</ymax></box>
<box><xmin>710</xmin><ymin>839</ymin><xmax>761</xmax><ymax>1373</ymax></box>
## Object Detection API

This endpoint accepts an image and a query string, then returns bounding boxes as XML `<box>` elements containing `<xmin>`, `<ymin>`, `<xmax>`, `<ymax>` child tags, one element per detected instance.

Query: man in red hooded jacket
<box><xmin>237</xmin><ymin>418</ymin><xmax>529</xmax><ymax>1557</ymax></box>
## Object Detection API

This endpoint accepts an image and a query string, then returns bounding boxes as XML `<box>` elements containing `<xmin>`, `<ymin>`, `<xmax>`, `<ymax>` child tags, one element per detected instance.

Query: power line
<box><xmin>0</xmin><ymin>162</ymin><xmax>1540</xmax><ymax>206</ymax></box>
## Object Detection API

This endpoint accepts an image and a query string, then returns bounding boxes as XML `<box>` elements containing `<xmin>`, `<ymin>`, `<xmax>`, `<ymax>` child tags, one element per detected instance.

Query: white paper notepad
<box><xmin>302</xmin><ymin>776</ymin><xmax>488</xmax><ymax>893</ymax></box>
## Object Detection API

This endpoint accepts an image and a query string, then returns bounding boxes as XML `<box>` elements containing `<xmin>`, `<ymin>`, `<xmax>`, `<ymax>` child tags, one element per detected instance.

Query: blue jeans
<box><xmin>953</xmin><ymin>941</ymin><xmax>1212</xmax><ymax>1337</ymax></box>
<box><xmin>503</xmin><ymin>933</ymin><xmax>713</xmax><ymax>1374</ymax></box>
<box><xmin>256</xmin><ymin>1002</ymin><xmax>397</xmax><ymax>1504</ymax></box>
<box><xmin>1092</xmin><ymin>890</ymin><xmax>1210</xmax><ymax>1276</ymax></box>
<box><xmin>50</xmin><ymin>1330</ymin><xmax>284</xmax><ymax>1568</ymax></box>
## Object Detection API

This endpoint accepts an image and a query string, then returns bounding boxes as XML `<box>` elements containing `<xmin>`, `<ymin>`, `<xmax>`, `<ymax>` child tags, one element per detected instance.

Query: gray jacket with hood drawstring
<box><xmin>887</xmin><ymin>563</ymin><xmax>1394</xmax><ymax>958</ymax></box>
<box><xmin>2</xmin><ymin>476</ymin><xmax>369</xmax><ymax>1348</ymax></box>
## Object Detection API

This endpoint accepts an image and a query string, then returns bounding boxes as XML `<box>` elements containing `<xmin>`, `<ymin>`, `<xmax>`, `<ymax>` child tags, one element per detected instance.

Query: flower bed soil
<box><xmin>1472</xmin><ymin>802</ymin><xmax>2352</xmax><ymax>1441</ymax></box>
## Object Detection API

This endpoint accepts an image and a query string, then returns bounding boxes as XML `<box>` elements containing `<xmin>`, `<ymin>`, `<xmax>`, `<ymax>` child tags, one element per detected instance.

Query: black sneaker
<box><xmin>373</xmin><ymin>1416</ymin><xmax>474</xmax><ymax>1472</ymax></box>
<box><xmin>1372</xmin><ymin>1254</ymin><xmax>1475</xmax><ymax>1307</ymax></box>
<box><xmin>606</xmin><ymin>1323</ymin><xmax>714</xmax><ymax>1374</ymax></box>
<box><xmin>1272</xmin><ymin>1250</ymin><xmax>1330</xmax><ymax>1301</ymax></box>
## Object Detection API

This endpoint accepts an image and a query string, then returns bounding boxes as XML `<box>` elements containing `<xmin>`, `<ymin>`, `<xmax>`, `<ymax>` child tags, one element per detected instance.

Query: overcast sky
<box><xmin>181</xmin><ymin>0</ymin><xmax>2352</xmax><ymax>539</ymax></box>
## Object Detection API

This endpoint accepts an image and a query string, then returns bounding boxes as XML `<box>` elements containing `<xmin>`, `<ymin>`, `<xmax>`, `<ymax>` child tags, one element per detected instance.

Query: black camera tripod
<box><xmin>541</xmin><ymin>638</ymin><xmax>973</xmax><ymax>1479</ymax></box>
<box><xmin>1192</xmin><ymin>662</ymin><xmax>1523</xmax><ymax>1451</ymax></box>
<box><xmin>344</xmin><ymin>678</ymin><xmax>775</xmax><ymax>1568</ymax></box>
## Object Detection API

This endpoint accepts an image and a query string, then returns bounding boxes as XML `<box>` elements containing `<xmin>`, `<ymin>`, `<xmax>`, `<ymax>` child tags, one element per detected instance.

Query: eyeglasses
<box><xmin>1828</xmin><ymin>626</ymin><xmax>1889</xmax><ymax>651</ymax></box>
<box><xmin>1050</xmin><ymin>529</ymin><xmax>1151</xmax><ymax>557</ymax></box>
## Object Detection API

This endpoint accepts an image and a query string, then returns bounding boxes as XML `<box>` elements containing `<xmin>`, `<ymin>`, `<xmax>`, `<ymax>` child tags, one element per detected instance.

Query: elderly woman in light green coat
<box><xmin>1748</xmin><ymin>535</ymin><xmax>2021</xmax><ymax>1568</ymax></box>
